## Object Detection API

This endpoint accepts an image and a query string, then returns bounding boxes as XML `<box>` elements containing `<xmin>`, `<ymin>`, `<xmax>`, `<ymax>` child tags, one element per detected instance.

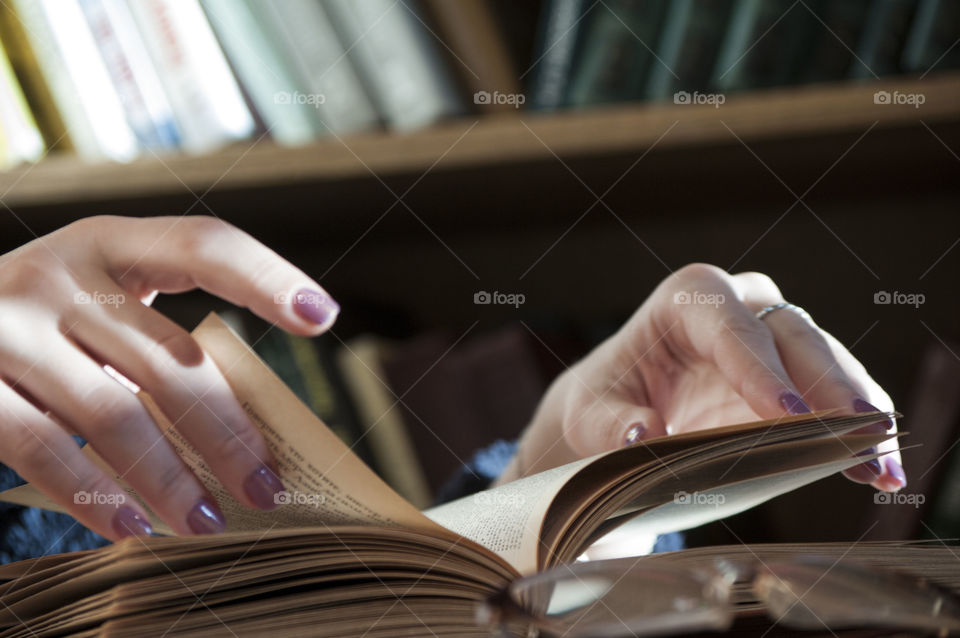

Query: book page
<box><xmin>424</xmin><ymin>456</ymin><xmax>596</xmax><ymax>574</ymax></box>
<box><xmin>0</xmin><ymin>313</ymin><xmax>445</xmax><ymax>537</ymax></box>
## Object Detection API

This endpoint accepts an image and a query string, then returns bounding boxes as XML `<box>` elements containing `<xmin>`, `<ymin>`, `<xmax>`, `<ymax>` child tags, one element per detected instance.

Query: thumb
<box><xmin>565</xmin><ymin>397</ymin><xmax>667</xmax><ymax>457</ymax></box>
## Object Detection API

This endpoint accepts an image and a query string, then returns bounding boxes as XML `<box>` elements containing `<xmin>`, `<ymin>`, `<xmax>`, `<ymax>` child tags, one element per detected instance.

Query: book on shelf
<box><xmin>420</xmin><ymin>0</ymin><xmax>521</xmax><ymax>113</ymax></box>
<box><xmin>0</xmin><ymin>40</ymin><xmax>43</xmax><ymax>167</ymax></box>
<box><xmin>321</xmin><ymin>0</ymin><xmax>462</xmax><ymax>132</ymax></box>
<box><xmin>527</xmin><ymin>0</ymin><xmax>589</xmax><ymax>111</ymax></box>
<box><xmin>125</xmin><ymin>0</ymin><xmax>254</xmax><ymax>154</ymax></box>
<box><xmin>0</xmin><ymin>313</ymin><xmax>904</xmax><ymax>636</ymax></box>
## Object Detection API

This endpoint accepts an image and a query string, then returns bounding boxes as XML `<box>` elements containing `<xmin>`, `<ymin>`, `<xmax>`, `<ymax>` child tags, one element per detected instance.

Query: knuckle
<box><xmin>734</xmin><ymin>271</ymin><xmax>781</xmax><ymax>298</ymax></box>
<box><xmin>211</xmin><ymin>422</ymin><xmax>264</xmax><ymax>466</ymax></box>
<box><xmin>152</xmin><ymin>458</ymin><xmax>195</xmax><ymax>503</ymax></box>
<box><xmin>149</xmin><ymin>328</ymin><xmax>205</xmax><ymax>369</ymax></box>
<box><xmin>673</xmin><ymin>263</ymin><xmax>728</xmax><ymax>287</ymax></box>
<box><xmin>178</xmin><ymin>216</ymin><xmax>234</xmax><ymax>257</ymax></box>
<box><xmin>9</xmin><ymin>424</ymin><xmax>60</xmax><ymax>468</ymax></box>
<box><xmin>82</xmin><ymin>386</ymin><xmax>146</xmax><ymax>437</ymax></box>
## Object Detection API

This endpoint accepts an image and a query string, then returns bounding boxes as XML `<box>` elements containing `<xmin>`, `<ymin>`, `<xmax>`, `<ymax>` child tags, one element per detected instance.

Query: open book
<box><xmin>0</xmin><ymin>314</ymin><xmax>901</xmax><ymax>637</ymax></box>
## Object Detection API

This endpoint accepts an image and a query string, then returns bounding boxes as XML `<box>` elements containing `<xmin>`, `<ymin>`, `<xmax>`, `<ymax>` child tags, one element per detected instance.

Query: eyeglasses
<box><xmin>476</xmin><ymin>554</ymin><xmax>960</xmax><ymax>637</ymax></box>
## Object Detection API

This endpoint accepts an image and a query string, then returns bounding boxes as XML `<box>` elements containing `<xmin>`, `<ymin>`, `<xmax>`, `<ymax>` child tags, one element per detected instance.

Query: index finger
<box><xmin>77</xmin><ymin>215</ymin><xmax>339</xmax><ymax>335</ymax></box>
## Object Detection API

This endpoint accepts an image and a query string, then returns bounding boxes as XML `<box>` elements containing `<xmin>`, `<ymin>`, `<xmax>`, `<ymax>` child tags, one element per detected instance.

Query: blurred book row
<box><xmin>0</xmin><ymin>0</ymin><xmax>956</xmax><ymax>168</ymax></box>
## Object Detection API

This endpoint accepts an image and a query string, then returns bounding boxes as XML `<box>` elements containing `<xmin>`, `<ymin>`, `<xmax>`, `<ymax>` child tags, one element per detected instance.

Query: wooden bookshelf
<box><xmin>0</xmin><ymin>73</ymin><xmax>956</xmax><ymax>211</ymax></box>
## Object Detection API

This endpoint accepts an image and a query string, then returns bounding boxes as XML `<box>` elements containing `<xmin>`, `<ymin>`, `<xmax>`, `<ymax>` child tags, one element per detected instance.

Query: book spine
<box><xmin>79</xmin><ymin>0</ymin><xmax>180</xmax><ymax>151</ymax></box>
<box><xmin>10</xmin><ymin>0</ymin><xmax>113</xmax><ymax>159</ymax></box>
<box><xmin>251</xmin><ymin>0</ymin><xmax>379</xmax><ymax>135</ymax></box>
<box><xmin>336</xmin><ymin>339</ymin><xmax>433</xmax><ymax>509</ymax></box>
<box><xmin>200</xmin><ymin>0</ymin><xmax>321</xmax><ymax>146</ymax></box>
<box><xmin>711</xmin><ymin>0</ymin><xmax>763</xmax><ymax>92</ymax></box>
<box><xmin>527</xmin><ymin>0</ymin><xmax>587</xmax><ymax>111</ymax></box>
<box><xmin>643</xmin><ymin>0</ymin><xmax>694</xmax><ymax>100</ymax></box>
<box><xmin>125</xmin><ymin>0</ymin><xmax>254</xmax><ymax>154</ymax></box>
<box><xmin>321</xmin><ymin>0</ymin><xmax>461</xmax><ymax>132</ymax></box>
<box><xmin>420</xmin><ymin>0</ymin><xmax>521</xmax><ymax>113</ymax></box>
<box><xmin>0</xmin><ymin>42</ymin><xmax>44</xmax><ymax>164</ymax></box>
<box><xmin>566</xmin><ymin>0</ymin><xmax>668</xmax><ymax>107</ymax></box>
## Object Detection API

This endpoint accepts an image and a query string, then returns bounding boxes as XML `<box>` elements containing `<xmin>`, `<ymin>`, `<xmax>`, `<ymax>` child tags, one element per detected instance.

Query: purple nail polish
<box><xmin>885</xmin><ymin>457</ymin><xmax>907</xmax><ymax>488</ymax></box>
<box><xmin>624</xmin><ymin>424</ymin><xmax>646</xmax><ymax>446</ymax></box>
<box><xmin>845</xmin><ymin>458</ymin><xmax>884</xmax><ymax>484</ymax></box>
<box><xmin>112</xmin><ymin>506</ymin><xmax>153</xmax><ymax>538</ymax></box>
<box><xmin>244</xmin><ymin>465</ymin><xmax>284</xmax><ymax>510</ymax></box>
<box><xmin>291</xmin><ymin>288</ymin><xmax>339</xmax><ymax>326</ymax></box>
<box><xmin>854</xmin><ymin>398</ymin><xmax>894</xmax><ymax>430</ymax></box>
<box><xmin>186</xmin><ymin>498</ymin><xmax>226</xmax><ymax>535</ymax></box>
<box><xmin>779</xmin><ymin>391</ymin><xmax>810</xmax><ymax>415</ymax></box>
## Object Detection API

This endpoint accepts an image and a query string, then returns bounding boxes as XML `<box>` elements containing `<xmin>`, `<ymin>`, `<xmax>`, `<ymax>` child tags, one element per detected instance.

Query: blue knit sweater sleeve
<box><xmin>434</xmin><ymin>439</ymin><xmax>684</xmax><ymax>554</ymax></box>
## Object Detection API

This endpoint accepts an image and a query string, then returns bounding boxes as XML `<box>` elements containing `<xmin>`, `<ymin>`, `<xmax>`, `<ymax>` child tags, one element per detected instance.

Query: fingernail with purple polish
<box><xmin>779</xmin><ymin>391</ymin><xmax>811</xmax><ymax>415</ymax></box>
<box><xmin>885</xmin><ymin>457</ymin><xmax>907</xmax><ymax>489</ymax></box>
<box><xmin>112</xmin><ymin>506</ymin><xmax>153</xmax><ymax>538</ymax></box>
<box><xmin>624</xmin><ymin>424</ymin><xmax>646</xmax><ymax>446</ymax></box>
<box><xmin>845</xmin><ymin>447</ymin><xmax>884</xmax><ymax>484</ymax></box>
<box><xmin>292</xmin><ymin>288</ymin><xmax>339</xmax><ymax>327</ymax></box>
<box><xmin>854</xmin><ymin>398</ymin><xmax>893</xmax><ymax>430</ymax></box>
<box><xmin>187</xmin><ymin>498</ymin><xmax>226</xmax><ymax>535</ymax></box>
<box><xmin>244</xmin><ymin>465</ymin><xmax>284</xmax><ymax>510</ymax></box>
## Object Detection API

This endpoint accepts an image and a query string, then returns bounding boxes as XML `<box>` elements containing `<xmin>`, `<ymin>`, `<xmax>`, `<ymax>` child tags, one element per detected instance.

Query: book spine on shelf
<box><xmin>321</xmin><ymin>0</ymin><xmax>461</xmax><ymax>132</ymax></box>
<box><xmin>0</xmin><ymin>42</ymin><xmax>44</xmax><ymax>165</ymax></box>
<box><xmin>10</xmin><ymin>0</ymin><xmax>127</xmax><ymax>160</ymax></box>
<box><xmin>566</xmin><ymin>0</ymin><xmax>668</xmax><ymax>108</ymax></box>
<box><xmin>643</xmin><ymin>0</ymin><xmax>694</xmax><ymax>100</ymax></box>
<box><xmin>420</xmin><ymin>0</ymin><xmax>521</xmax><ymax>113</ymax></box>
<box><xmin>527</xmin><ymin>0</ymin><xmax>588</xmax><ymax>111</ymax></box>
<box><xmin>79</xmin><ymin>0</ymin><xmax>180</xmax><ymax>152</ymax></box>
<box><xmin>126</xmin><ymin>0</ymin><xmax>255</xmax><ymax>154</ymax></box>
<box><xmin>199</xmin><ymin>0</ymin><xmax>321</xmax><ymax>147</ymax></box>
<box><xmin>250</xmin><ymin>0</ymin><xmax>379</xmax><ymax>135</ymax></box>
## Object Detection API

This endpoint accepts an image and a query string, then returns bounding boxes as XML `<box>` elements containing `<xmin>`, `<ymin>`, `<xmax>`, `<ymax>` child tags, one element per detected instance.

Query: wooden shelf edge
<box><xmin>1</xmin><ymin>73</ymin><xmax>957</xmax><ymax>209</ymax></box>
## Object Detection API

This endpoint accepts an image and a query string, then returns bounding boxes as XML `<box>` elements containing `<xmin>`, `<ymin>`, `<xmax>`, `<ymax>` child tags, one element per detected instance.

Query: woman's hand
<box><xmin>0</xmin><ymin>215</ymin><xmax>340</xmax><ymax>539</ymax></box>
<box><xmin>499</xmin><ymin>263</ymin><xmax>904</xmax><ymax>492</ymax></box>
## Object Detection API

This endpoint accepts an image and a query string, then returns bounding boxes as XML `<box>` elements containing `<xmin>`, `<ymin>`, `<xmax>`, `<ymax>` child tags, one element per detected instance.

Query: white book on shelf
<box><xmin>321</xmin><ymin>0</ymin><xmax>460</xmax><ymax>132</ymax></box>
<box><xmin>250</xmin><ymin>0</ymin><xmax>379</xmax><ymax>136</ymax></box>
<box><xmin>125</xmin><ymin>0</ymin><xmax>254</xmax><ymax>154</ymax></box>
<box><xmin>199</xmin><ymin>0</ymin><xmax>319</xmax><ymax>146</ymax></box>
<box><xmin>11</xmin><ymin>0</ymin><xmax>136</xmax><ymax>161</ymax></box>
<box><xmin>79</xmin><ymin>0</ymin><xmax>180</xmax><ymax>152</ymax></box>
<box><xmin>0</xmin><ymin>43</ymin><xmax>43</xmax><ymax>165</ymax></box>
